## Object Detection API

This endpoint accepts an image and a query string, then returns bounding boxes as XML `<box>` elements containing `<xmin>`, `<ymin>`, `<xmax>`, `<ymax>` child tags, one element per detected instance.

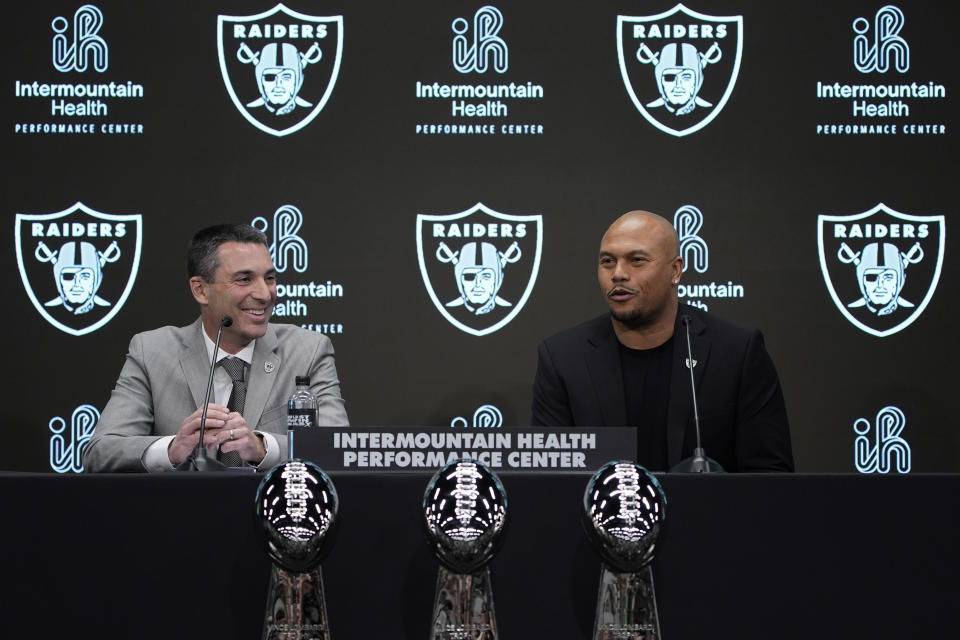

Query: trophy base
<box><xmin>593</xmin><ymin>565</ymin><xmax>661</xmax><ymax>640</ymax></box>
<box><xmin>430</xmin><ymin>565</ymin><xmax>498</xmax><ymax>639</ymax></box>
<box><xmin>262</xmin><ymin>565</ymin><xmax>331</xmax><ymax>640</ymax></box>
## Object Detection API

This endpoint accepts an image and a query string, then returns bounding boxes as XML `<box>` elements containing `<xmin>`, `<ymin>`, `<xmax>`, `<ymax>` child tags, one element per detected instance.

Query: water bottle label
<box><xmin>287</xmin><ymin>408</ymin><xmax>316</xmax><ymax>428</ymax></box>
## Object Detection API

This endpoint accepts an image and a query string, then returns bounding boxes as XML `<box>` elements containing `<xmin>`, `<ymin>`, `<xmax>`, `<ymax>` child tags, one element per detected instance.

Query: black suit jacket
<box><xmin>531</xmin><ymin>305</ymin><xmax>794</xmax><ymax>472</ymax></box>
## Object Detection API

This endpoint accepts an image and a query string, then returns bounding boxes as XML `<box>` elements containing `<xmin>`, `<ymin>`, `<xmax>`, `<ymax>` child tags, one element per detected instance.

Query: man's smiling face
<box><xmin>193</xmin><ymin>241</ymin><xmax>277</xmax><ymax>353</ymax></box>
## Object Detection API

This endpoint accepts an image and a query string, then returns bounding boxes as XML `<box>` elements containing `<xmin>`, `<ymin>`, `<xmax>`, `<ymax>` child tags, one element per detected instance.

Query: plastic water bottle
<box><xmin>287</xmin><ymin>376</ymin><xmax>318</xmax><ymax>429</ymax></box>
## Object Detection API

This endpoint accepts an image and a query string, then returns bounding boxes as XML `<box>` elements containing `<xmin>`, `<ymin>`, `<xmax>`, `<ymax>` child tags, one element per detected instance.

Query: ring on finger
<box><xmin>229</xmin><ymin>429</ymin><xmax>235</xmax><ymax>441</ymax></box>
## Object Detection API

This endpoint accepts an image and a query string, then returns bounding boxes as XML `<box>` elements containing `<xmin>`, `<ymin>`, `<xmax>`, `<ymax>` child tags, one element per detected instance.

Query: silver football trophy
<box><xmin>582</xmin><ymin>461</ymin><xmax>667</xmax><ymax>640</ymax></box>
<box><xmin>423</xmin><ymin>458</ymin><xmax>508</xmax><ymax>639</ymax></box>
<box><xmin>255</xmin><ymin>460</ymin><xmax>339</xmax><ymax>640</ymax></box>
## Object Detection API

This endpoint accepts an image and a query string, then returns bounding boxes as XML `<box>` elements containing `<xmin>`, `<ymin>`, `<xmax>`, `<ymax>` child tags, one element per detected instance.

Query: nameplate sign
<box><xmin>289</xmin><ymin>426</ymin><xmax>636</xmax><ymax>473</ymax></box>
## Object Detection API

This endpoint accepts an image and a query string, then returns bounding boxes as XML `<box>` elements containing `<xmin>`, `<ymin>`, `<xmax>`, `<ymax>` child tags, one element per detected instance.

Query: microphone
<box><xmin>669</xmin><ymin>314</ymin><xmax>725</xmax><ymax>473</ymax></box>
<box><xmin>176</xmin><ymin>316</ymin><xmax>233</xmax><ymax>472</ymax></box>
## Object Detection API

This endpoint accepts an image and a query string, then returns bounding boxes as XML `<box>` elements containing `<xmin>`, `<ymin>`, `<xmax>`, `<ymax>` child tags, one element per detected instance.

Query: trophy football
<box><xmin>582</xmin><ymin>461</ymin><xmax>667</xmax><ymax>640</ymax></box>
<box><xmin>423</xmin><ymin>458</ymin><xmax>508</xmax><ymax>640</ymax></box>
<box><xmin>255</xmin><ymin>460</ymin><xmax>339</xmax><ymax>640</ymax></box>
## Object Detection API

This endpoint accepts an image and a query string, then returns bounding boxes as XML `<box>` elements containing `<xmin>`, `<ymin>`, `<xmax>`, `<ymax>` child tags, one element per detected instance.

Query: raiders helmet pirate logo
<box><xmin>818</xmin><ymin>203</ymin><xmax>944</xmax><ymax>337</ymax></box>
<box><xmin>617</xmin><ymin>4</ymin><xmax>742</xmax><ymax>136</ymax></box>
<box><xmin>16</xmin><ymin>202</ymin><xmax>142</xmax><ymax>336</ymax></box>
<box><xmin>417</xmin><ymin>203</ymin><xmax>542</xmax><ymax>336</ymax></box>
<box><xmin>218</xmin><ymin>4</ymin><xmax>343</xmax><ymax>137</ymax></box>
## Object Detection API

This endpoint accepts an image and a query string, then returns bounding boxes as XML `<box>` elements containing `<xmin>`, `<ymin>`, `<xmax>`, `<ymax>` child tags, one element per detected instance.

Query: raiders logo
<box><xmin>818</xmin><ymin>203</ymin><xmax>945</xmax><ymax>337</ymax></box>
<box><xmin>417</xmin><ymin>203</ymin><xmax>542</xmax><ymax>336</ymax></box>
<box><xmin>15</xmin><ymin>202</ymin><xmax>142</xmax><ymax>336</ymax></box>
<box><xmin>218</xmin><ymin>4</ymin><xmax>343</xmax><ymax>137</ymax></box>
<box><xmin>617</xmin><ymin>4</ymin><xmax>743</xmax><ymax>136</ymax></box>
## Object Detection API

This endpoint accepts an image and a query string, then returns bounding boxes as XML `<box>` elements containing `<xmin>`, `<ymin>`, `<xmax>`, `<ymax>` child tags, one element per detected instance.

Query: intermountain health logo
<box><xmin>251</xmin><ymin>204</ymin><xmax>344</xmax><ymax>335</ymax></box>
<box><xmin>218</xmin><ymin>4</ymin><xmax>343</xmax><ymax>136</ymax></box>
<box><xmin>814</xmin><ymin>5</ymin><xmax>948</xmax><ymax>136</ymax></box>
<box><xmin>617</xmin><ymin>4</ymin><xmax>743</xmax><ymax>137</ymax></box>
<box><xmin>854</xmin><ymin>405</ymin><xmax>911</xmax><ymax>474</ymax></box>
<box><xmin>417</xmin><ymin>203</ymin><xmax>542</xmax><ymax>336</ymax></box>
<box><xmin>414</xmin><ymin>5</ymin><xmax>545</xmax><ymax>137</ymax></box>
<box><xmin>818</xmin><ymin>203</ymin><xmax>944</xmax><ymax>337</ymax></box>
<box><xmin>453</xmin><ymin>5</ymin><xmax>508</xmax><ymax>73</ymax></box>
<box><xmin>13</xmin><ymin>3</ymin><xmax>146</xmax><ymax>136</ymax></box>
<box><xmin>50</xmin><ymin>404</ymin><xmax>99</xmax><ymax>473</ymax></box>
<box><xmin>672</xmin><ymin>204</ymin><xmax>744</xmax><ymax>310</ymax></box>
<box><xmin>16</xmin><ymin>202</ymin><xmax>142</xmax><ymax>336</ymax></box>
<box><xmin>853</xmin><ymin>5</ymin><xmax>909</xmax><ymax>74</ymax></box>
<box><xmin>53</xmin><ymin>4</ymin><xmax>108</xmax><ymax>73</ymax></box>
<box><xmin>450</xmin><ymin>404</ymin><xmax>504</xmax><ymax>429</ymax></box>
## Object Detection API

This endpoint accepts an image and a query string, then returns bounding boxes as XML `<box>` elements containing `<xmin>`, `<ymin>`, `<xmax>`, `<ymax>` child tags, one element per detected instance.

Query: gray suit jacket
<box><xmin>84</xmin><ymin>318</ymin><xmax>348</xmax><ymax>472</ymax></box>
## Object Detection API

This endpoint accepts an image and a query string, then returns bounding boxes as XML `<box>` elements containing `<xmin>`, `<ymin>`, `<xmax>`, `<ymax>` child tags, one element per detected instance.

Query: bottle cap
<box><xmin>295</xmin><ymin>376</ymin><xmax>311</xmax><ymax>386</ymax></box>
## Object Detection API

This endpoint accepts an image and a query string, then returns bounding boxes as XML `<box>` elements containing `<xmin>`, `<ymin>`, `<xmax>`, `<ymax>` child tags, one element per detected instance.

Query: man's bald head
<box><xmin>602</xmin><ymin>210</ymin><xmax>680</xmax><ymax>259</ymax></box>
<box><xmin>597</xmin><ymin>209</ymin><xmax>684</xmax><ymax>335</ymax></box>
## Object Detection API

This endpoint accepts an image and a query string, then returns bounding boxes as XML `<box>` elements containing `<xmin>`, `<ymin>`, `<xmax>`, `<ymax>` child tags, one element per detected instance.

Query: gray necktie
<box><xmin>218</xmin><ymin>358</ymin><xmax>246</xmax><ymax>468</ymax></box>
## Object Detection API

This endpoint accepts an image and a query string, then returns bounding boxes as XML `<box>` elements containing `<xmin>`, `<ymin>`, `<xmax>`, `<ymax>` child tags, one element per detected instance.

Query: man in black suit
<box><xmin>531</xmin><ymin>210</ymin><xmax>793</xmax><ymax>472</ymax></box>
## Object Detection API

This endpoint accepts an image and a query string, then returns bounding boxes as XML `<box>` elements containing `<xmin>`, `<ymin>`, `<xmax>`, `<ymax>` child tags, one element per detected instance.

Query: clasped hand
<box><xmin>168</xmin><ymin>404</ymin><xmax>266</xmax><ymax>466</ymax></box>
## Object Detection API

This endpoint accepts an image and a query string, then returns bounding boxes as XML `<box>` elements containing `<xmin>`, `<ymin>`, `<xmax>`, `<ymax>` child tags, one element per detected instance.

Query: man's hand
<box><xmin>168</xmin><ymin>404</ymin><xmax>231</xmax><ymax>465</ymax></box>
<box><xmin>213</xmin><ymin>412</ymin><xmax>267</xmax><ymax>465</ymax></box>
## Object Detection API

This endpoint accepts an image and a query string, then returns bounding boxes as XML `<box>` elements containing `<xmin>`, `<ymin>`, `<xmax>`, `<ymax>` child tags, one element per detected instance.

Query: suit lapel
<box><xmin>180</xmin><ymin>318</ymin><xmax>212</xmax><ymax>409</ymax></box>
<box><xmin>584</xmin><ymin>319</ymin><xmax>627</xmax><ymax>426</ymax></box>
<box><xmin>666</xmin><ymin>310</ymin><xmax>711</xmax><ymax>466</ymax></box>
<box><xmin>245</xmin><ymin>326</ymin><xmax>281</xmax><ymax>427</ymax></box>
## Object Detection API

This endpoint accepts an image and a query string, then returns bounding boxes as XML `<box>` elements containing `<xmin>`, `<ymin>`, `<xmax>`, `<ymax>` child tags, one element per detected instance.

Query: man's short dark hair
<box><xmin>187</xmin><ymin>223</ymin><xmax>269</xmax><ymax>281</ymax></box>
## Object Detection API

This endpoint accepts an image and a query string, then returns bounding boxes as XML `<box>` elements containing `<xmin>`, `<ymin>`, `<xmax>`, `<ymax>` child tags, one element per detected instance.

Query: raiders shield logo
<box><xmin>218</xmin><ymin>4</ymin><xmax>343</xmax><ymax>137</ymax></box>
<box><xmin>16</xmin><ymin>202</ymin><xmax>142</xmax><ymax>336</ymax></box>
<box><xmin>617</xmin><ymin>4</ymin><xmax>743</xmax><ymax>136</ymax></box>
<box><xmin>818</xmin><ymin>203</ymin><xmax>945</xmax><ymax>337</ymax></box>
<box><xmin>417</xmin><ymin>203</ymin><xmax>543</xmax><ymax>336</ymax></box>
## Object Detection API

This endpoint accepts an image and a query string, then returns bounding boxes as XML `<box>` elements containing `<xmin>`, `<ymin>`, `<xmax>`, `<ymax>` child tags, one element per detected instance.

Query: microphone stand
<box><xmin>176</xmin><ymin>316</ymin><xmax>233</xmax><ymax>472</ymax></box>
<box><xmin>670</xmin><ymin>315</ymin><xmax>725</xmax><ymax>473</ymax></box>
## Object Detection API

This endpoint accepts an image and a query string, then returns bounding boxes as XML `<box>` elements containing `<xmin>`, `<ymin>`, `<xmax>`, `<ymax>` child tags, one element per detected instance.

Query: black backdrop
<box><xmin>2</xmin><ymin>1</ymin><xmax>957</xmax><ymax>472</ymax></box>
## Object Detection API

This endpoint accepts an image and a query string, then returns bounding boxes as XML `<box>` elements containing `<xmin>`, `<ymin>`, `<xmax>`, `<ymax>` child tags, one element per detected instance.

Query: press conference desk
<box><xmin>1</xmin><ymin>472</ymin><xmax>956</xmax><ymax>639</ymax></box>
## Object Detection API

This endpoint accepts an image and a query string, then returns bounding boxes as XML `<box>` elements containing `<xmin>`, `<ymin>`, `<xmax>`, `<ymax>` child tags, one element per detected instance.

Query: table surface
<box><xmin>1</xmin><ymin>471</ymin><xmax>957</xmax><ymax>639</ymax></box>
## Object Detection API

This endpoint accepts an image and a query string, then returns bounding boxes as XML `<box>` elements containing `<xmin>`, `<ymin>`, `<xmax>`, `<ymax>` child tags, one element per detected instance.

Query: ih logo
<box><xmin>853</xmin><ymin>5</ymin><xmax>909</xmax><ymax>73</ymax></box>
<box><xmin>50</xmin><ymin>404</ymin><xmax>99</xmax><ymax>473</ymax></box>
<box><xmin>218</xmin><ymin>4</ymin><xmax>343</xmax><ymax>136</ymax></box>
<box><xmin>818</xmin><ymin>203</ymin><xmax>944</xmax><ymax>337</ymax></box>
<box><xmin>451</xmin><ymin>404</ymin><xmax>504</xmax><ymax>429</ymax></box>
<box><xmin>854</xmin><ymin>405</ymin><xmax>911</xmax><ymax>473</ymax></box>
<box><xmin>617</xmin><ymin>4</ymin><xmax>742</xmax><ymax>136</ymax></box>
<box><xmin>452</xmin><ymin>5</ymin><xmax>508</xmax><ymax>73</ymax></box>
<box><xmin>417</xmin><ymin>203</ymin><xmax>542</xmax><ymax>336</ymax></box>
<box><xmin>674</xmin><ymin>204</ymin><xmax>708</xmax><ymax>273</ymax></box>
<box><xmin>52</xmin><ymin>4</ymin><xmax>108</xmax><ymax>73</ymax></box>
<box><xmin>16</xmin><ymin>202</ymin><xmax>142</xmax><ymax>336</ymax></box>
<box><xmin>253</xmin><ymin>204</ymin><xmax>308</xmax><ymax>273</ymax></box>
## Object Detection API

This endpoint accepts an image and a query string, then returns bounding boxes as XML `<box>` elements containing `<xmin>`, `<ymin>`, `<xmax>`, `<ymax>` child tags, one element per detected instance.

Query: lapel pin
<box><xmin>264</xmin><ymin>361</ymin><xmax>275</xmax><ymax>373</ymax></box>
<box><xmin>685</xmin><ymin>358</ymin><xmax>697</xmax><ymax>369</ymax></box>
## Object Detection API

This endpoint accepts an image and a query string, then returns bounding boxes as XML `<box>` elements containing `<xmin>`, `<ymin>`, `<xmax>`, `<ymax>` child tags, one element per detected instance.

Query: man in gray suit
<box><xmin>84</xmin><ymin>223</ymin><xmax>348</xmax><ymax>472</ymax></box>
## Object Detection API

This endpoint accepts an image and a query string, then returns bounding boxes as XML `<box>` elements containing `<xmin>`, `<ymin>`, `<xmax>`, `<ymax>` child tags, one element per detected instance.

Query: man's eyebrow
<box><xmin>599</xmin><ymin>249</ymin><xmax>653</xmax><ymax>257</ymax></box>
<box><xmin>229</xmin><ymin>268</ymin><xmax>275</xmax><ymax>278</ymax></box>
